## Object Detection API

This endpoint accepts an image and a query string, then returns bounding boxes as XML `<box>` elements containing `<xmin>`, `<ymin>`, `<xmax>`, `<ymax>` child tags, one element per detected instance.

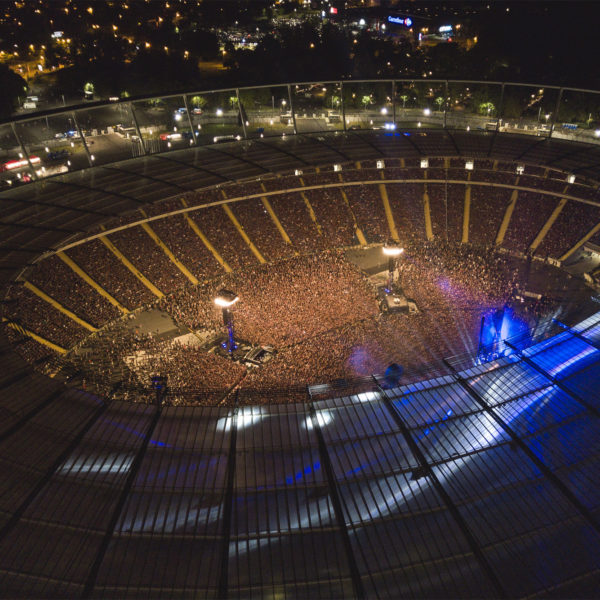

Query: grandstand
<box><xmin>1</xmin><ymin>80</ymin><xmax>600</xmax><ymax>598</ymax></box>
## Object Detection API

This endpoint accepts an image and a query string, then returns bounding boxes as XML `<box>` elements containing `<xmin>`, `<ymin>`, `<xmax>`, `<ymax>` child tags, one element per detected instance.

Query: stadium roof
<box><xmin>0</xmin><ymin>311</ymin><xmax>599</xmax><ymax>597</ymax></box>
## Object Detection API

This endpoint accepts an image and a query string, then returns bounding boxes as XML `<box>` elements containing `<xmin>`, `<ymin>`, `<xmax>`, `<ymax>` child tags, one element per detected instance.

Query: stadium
<box><xmin>1</xmin><ymin>80</ymin><xmax>600</xmax><ymax>598</ymax></box>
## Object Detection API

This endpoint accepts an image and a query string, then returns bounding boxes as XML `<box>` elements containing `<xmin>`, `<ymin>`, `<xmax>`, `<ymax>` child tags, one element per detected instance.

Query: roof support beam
<box><xmin>375</xmin><ymin>379</ymin><xmax>507</xmax><ymax>599</ymax></box>
<box><xmin>553</xmin><ymin>319</ymin><xmax>600</xmax><ymax>352</ymax></box>
<box><xmin>306</xmin><ymin>399</ymin><xmax>366</xmax><ymax>600</ymax></box>
<box><xmin>0</xmin><ymin>391</ymin><xmax>109</xmax><ymax>546</ymax></box>
<box><xmin>443</xmin><ymin>357</ymin><xmax>600</xmax><ymax>536</ymax></box>
<box><xmin>503</xmin><ymin>340</ymin><xmax>599</xmax><ymax>417</ymax></box>
<box><xmin>217</xmin><ymin>401</ymin><xmax>238</xmax><ymax>600</ymax></box>
<box><xmin>82</xmin><ymin>399</ymin><xmax>163</xmax><ymax>598</ymax></box>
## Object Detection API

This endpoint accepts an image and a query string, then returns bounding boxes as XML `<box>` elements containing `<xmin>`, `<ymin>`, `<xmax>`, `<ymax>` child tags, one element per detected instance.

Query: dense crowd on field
<box><xmin>50</xmin><ymin>242</ymin><xmax>551</xmax><ymax>405</ymax></box>
<box><xmin>2</xmin><ymin>159</ymin><xmax>598</xmax><ymax>405</ymax></box>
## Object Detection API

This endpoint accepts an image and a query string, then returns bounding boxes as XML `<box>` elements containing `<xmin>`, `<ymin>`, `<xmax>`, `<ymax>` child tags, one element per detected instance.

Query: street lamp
<box><xmin>214</xmin><ymin>289</ymin><xmax>239</xmax><ymax>354</ymax></box>
<box><xmin>382</xmin><ymin>242</ymin><xmax>404</xmax><ymax>289</ymax></box>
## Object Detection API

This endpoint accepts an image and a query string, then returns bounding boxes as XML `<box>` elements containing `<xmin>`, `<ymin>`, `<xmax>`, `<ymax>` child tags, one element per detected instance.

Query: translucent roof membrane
<box><xmin>0</xmin><ymin>314</ymin><xmax>599</xmax><ymax>598</ymax></box>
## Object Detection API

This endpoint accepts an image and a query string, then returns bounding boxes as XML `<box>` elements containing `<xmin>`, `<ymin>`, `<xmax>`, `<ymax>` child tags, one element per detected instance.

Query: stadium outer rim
<box><xmin>3</xmin><ymin>78</ymin><xmax>600</xmax><ymax>187</ymax></box>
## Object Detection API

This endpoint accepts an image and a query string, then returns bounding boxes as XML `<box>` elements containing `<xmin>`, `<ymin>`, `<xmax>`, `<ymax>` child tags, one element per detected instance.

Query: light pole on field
<box><xmin>383</xmin><ymin>242</ymin><xmax>404</xmax><ymax>289</ymax></box>
<box><xmin>214</xmin><ymin>289</ymin><xmax>239</xmax><ymax>354</ymax></box>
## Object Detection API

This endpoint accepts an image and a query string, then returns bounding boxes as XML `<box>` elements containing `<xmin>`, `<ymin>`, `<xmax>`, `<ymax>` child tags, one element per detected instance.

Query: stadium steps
<box><xmin>559</xmin><ymin>221</ymin><xmax>600</xmax><ymax>263</ymax></box>
<box><xmin>338</xmin><ymin>188</ymin><xmax>367</xmax><ymax>246</ymax></box>
<box><xmin>529</xmin><ymin>189</ymin><xmax>569</xmax><ymax>254</ymax></box>
<box><xmin>422</xmin><ymin>179</ymin><xmax>434</xmax><ymax>241</ymax></box>
<box><xmin>21</xmin><ymin>281</ymin><xmax>97</xmax><ymax>333</ymax></box>
<box><xmin>495</xmin><ymin>184</ymin><xmax>519</xmax><ymax>246</ymax></box>
<box><xmin>221</xmin><ymin>204</ymin><xmax>266</xmax><ymax>264</ymax></box>
<box><xmin>462</xmin><ymin>176</ymin><xmax>471</xmax><ymax>244</ymax></box>
<box><xmin>259</xmin><ymin>194</ymin><xmax>298</xmax><ymax>254</ymax></box>
<box><xmin>180</xmin><ymin>200</ymin><xmax>232</xmax><ymax>273</ymax></box>
<box><xmin>298</xmin><ymin>179</ymin><xmax>323</xmax><ymax>236</ymax></box>
<box><xmin>98</xmin><ymin>234</ymin><xmax>164</xmax><ymax>298</ymax></box>
<box><xmin>2</xmin><ymin>319</ymin><xmax>67</xmax><ymax>355</ymax></box>
<box><xmin>378</xmin><ymin>179</ymin><xmax>401</xmax><ymax>242</ymax></box>
<box><xmin>137</xmin><ymin>212</ymin><xmax>199</xmax><ymax>285</ymax></box>
<box><xmin>56</xmin><ymin>252</ymin><xmax>129</xmax><ymax>316</ymax></box>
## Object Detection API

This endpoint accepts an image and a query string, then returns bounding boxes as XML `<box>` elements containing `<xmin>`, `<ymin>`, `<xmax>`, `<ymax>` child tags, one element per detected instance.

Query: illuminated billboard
<box><xmin>388</xmin><ymin>16</ymin><xmax>412</xmax><ymax>27</ymax></box>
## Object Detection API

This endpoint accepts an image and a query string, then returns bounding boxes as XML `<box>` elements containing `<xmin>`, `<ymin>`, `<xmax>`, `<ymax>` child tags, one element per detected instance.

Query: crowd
<box><xmin>4</xmin><ymin>327</ymin><xmax>52</xmax><ymax>363</ymax></box>
<box><xmin>4</xmin><ymin>164</ymin><xmax>597</xmax><ymax>375</ymax></box>
<box><xmin>189</xmin><ymin>204</ymin><xmax>257</xmax><ymax>272</ymax></box>
<box><xmin>386</xmin><ymin>182</ymin><xmax>427</xmax><ymax>242</ymax></box>
<box><xmin>538</xmin><ymin>200</ymin><xmax>600</xmax><ymax>258</ymax></box>
<box><xmin>4</xmin><ymin>283</ymin><xmax>88</xmax><ymax>349</ymax></box>
<box><xmin>568</xmin><ymin>182</ymin><xmax>597</xmax><ymax>202</ymax></box>
<box><xmin>384</xmin><ymin>167</ymin><xmax>423</xmax><ymax>180</ymax></box>
<box><xmin>519</xmin><ymin>175</ymin><xmax>565</xmax><ymax>194</ymax></box>
<box><xmin>150</xmin><ymin>214</ymin><xmax>224</xmax><ymax>281</ymax></box>
<box><xmin>261</xmin><ymin>175</ymin><xmax>301</xmax><ymax>192</ymax></box>
<box><xmin>483</xmin><ymin>171</ymin><xmax>519</xmax><ymax>186</ymax></box>
<box><xmin>268</xmin><ymin>192</ymin><xmax>325</xmax><ymax>254</ymax></box>
<box><xmin>66</xmin><ymin>239</ymin><xmax>155</xmax><ymax>310</ymax></box>
<box><xmin>231</xmin><ymin>199</ymin><xmax>296</xmax><ymax>261</ymax></box>
<box><xmin>343</xmin><ymin>185</ymin><xmax>388</xmax><ymax>244</ymax></box>
<box><xmin>469</xmin><ymin>186</ymin><xmax>512</xmax><ymax>247</ymax></box>
<box><xmin>300</xmin><ymin>172</ymin><xmax>343</xmax><ymax>186</ymax></box>
<box><xmin>106</xmin><ymin>226</ymin><xmax>189</xmax><ymax>294</ymax></box>
<box><xmin>427</xmin><ymin>182</ymin><xmax>465</xmax><ymax>242</ymax></box>
<box><xmin>236</xmin><ymin>240</ymin><xmax>531</xmax><ymax>395</ymax></box>
<box><xmin>26</xmin><ymin>254</ymin><xmax>122</xmax><ymax>328</ymax></box>
<box><xmin>304</xmin><ymin>188</ymin><xmax>357</xmax><ymax>248</ymax></box>
<box><xmin>160</xmin><ymin>251</ymin><xmax>378</xmax><ymax>347</ymax></box>
<box><xmin>49</xmin><ymin>239</ymin><xmax>551</xmax><ymax>406</ymax></box>
<box><xmin>222</xmin><ymin>180</ymin><xmax>266</xmax><ymax>198</ymax></box>
<box><xmin>340</xmin><ymin>168</ymin><xmax>382</xmax><ymax>182</ymax></box>
<box><xmin>503</xmin><ymin>190</ymin><xmax>561</xmax><ymax>254</ymax></box>
<box><xmin>68</xmin><ymin>321</ymin><xmax>245</xmax><ymax>405</ymax></box>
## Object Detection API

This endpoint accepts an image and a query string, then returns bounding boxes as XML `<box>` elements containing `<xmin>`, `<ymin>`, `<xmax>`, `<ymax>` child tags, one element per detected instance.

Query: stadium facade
<box><xmin>1</xmin><ymin>80</ymin><xmax>600</xmax><ymax>598</ymax></box>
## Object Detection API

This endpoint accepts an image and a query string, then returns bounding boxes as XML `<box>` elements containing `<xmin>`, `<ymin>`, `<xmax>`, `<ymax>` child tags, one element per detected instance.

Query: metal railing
<box><xmin>2</xmin><ymin>79</ymin><xmax>600</xmax><ymax>187</ymax></box>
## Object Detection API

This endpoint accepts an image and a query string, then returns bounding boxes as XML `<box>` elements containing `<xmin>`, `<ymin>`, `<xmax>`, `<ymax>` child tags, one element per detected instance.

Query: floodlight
<box><xmin>567</xmin><ymin>174</ymin><xmax>576</xmax><ymax>184</ymax></box>
<box><xmin>383</xmin><ymin>242</ymin><xmax>404</xmax><ymax>256</ymax></box>
<box><xmin>214</xmin><ymin>289</ymin><xmax>239</xmax><ymax>308</ymax></box>
<box><xmin>420</xmin><ymin>158</ymin><xmax>429</xmax><ymax>169</ymax></box>
<box><xmin>465</xmin><ymin>160</ymin><xmax>474</xmax><ymax>171</ymax></box>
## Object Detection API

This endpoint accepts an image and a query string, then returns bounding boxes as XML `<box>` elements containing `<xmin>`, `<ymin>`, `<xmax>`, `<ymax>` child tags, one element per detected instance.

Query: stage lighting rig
<box><xmin>214</xmin><ymin>289</ymin><xmax>239</xmax><ymax>354</ymax></box>
<box><xmin>383</xmin><ymin>242</ymin><xmax>404</xmax><ymax>289</ymax></box>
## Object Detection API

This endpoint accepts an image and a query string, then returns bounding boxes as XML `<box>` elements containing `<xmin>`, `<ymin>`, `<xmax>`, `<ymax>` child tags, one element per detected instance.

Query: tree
<box><xmin>190</xmin><ymin>95</ymin><xmax>207</xmax><ymax>109</ymax></box>
<box><xmin>478</xmin><ymin>101</ymin><xmax>496</xmax><ymax>117</ymax></box>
